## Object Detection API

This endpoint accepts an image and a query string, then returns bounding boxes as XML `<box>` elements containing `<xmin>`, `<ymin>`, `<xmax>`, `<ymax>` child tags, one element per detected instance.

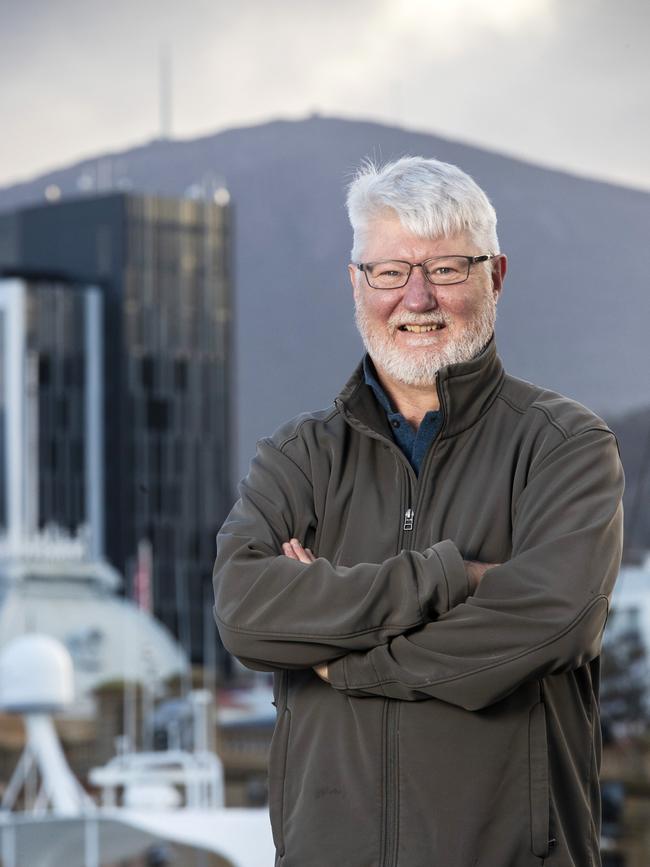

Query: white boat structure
<box><xmin>0</xmin><ymin>632</ymin><xmax>274</xmax><ymax>867</ymax></box>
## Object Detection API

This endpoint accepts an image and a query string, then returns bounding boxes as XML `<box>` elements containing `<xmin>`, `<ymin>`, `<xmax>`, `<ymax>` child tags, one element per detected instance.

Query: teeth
<box><xmin>402</xmin><ymin>324</ymin><xmax>442</xmax><ymax>333</ymax></box>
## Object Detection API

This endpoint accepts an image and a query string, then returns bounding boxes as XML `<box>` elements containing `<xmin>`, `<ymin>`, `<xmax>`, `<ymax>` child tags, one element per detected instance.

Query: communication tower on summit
<box><xmin>159</xmin><ymin>44</ymin><xmax>173</xmax><ymax>140</ymax></box>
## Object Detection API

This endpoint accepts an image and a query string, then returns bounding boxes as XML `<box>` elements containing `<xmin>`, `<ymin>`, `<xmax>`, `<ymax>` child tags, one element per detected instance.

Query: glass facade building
<box><xmin>0</xmin><ymin>277</ymin><xmax>100</xmax><ymax>548</ymax></box>
<box><xmin>32</xmin><ymin>282</ymin><xmax>89</xmax><ymax>534</ymax></box>
<box><xmin>0</xmin><ymin>193</ymin><xmax>232</xmax><ymax>662</ymax></box>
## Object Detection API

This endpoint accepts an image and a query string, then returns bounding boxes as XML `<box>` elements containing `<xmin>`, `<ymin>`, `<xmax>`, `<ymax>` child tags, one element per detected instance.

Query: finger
<box><xmin>290</xmin><ymin>539</ymin><xmax>313</xmax><ymax>564</ymax></box>
<box><xmin>282</xmin><ymin>542</ymin><xmax>299</xmax><ymax>560</ymax></box>
<box><xmin>305</xmin><ymin>548</ymin><xmax>316</xmax><ymax>562</ymax></box>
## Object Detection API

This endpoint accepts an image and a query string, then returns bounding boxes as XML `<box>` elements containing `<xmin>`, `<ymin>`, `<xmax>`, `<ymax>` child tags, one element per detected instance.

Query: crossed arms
<box><xmin>213</xmin><ymin>428</ymin><xmax>624</xmax><ymax>711</ymax></box>
<box><xmin>280</xmin><ymin>538</ymin><xmax>495</xmax><ymax>684</ymax></box>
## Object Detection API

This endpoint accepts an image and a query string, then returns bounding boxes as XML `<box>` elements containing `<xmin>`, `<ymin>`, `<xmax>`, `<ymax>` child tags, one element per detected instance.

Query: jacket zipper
<box><xmin>339</xmin><ymin>388</ymin><xmax>447</xmax><ymax>867</ymax></box>
<box><xmin>381</xmin><ymin>473</ymin><xmax>418</xmax><ymax>866</ymax></box>
<box><xmin>385</xmin><ymin>383</ymin><xmax>448</xmax><ymax>866</ymax></box>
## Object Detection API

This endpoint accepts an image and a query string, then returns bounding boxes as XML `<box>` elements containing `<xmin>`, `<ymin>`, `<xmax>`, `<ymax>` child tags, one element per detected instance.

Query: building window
<box><xmin>39</xmin><ymin>353</ymin><xmax>51</xmax><ymax>386</ymax></box>
<box><xmin>174</xmin><ymin>358</ymin><xmax>187</xmax><ymax>391</ymax></box>
<box><xmin>141</xmin><ymin>356</ymin><xmax>155</xmax><ymax>391</ymax></box>
<box><xmin>147</xmin><ymin>398</ymin><xmax>169</xmax><ymax>431</ymax></box>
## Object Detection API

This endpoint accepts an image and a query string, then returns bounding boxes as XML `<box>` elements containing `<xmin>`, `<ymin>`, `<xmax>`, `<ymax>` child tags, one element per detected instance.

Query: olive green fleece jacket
<box><xmin>213</xmin><ymin>337</ymin><xmax>624</xmax><ymax>867</ymax></box>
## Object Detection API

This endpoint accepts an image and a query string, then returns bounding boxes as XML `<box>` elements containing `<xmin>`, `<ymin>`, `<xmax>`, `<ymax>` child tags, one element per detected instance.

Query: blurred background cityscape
<box><xmin>0</xmin><ymin>1</ymin><xmax>649</xmax><ymax>865</ymax></box>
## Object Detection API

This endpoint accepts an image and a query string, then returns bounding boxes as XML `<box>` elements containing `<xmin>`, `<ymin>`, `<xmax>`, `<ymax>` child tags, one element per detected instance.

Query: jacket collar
<box><xmin>335</xmin><ymin>335</ymin><xmax>505</xmax><ymax>441</ymax></box>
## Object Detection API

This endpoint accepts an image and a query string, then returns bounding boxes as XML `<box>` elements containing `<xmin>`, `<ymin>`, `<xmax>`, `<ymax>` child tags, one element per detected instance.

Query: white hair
<box><xmin>347</xmin><ymin>156</ymin><xmax>499</xmax><ymax>261</ymax></box>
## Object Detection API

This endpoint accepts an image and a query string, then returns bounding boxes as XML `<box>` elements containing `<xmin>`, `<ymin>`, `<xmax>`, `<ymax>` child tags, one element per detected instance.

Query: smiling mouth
<box><xmin>397</xmin><ymin>323</ymin><xmax>446</xmax><ymax>333</ymax></box>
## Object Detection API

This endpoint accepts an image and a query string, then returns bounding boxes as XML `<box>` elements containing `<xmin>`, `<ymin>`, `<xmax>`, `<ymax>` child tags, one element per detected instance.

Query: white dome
<box><xmin>0</xmin><ymin>581</ymin><xmax>188</xmax><ymax>709</ymax></box>
<box><xmin>0</xmin><ymin>634</ymin><xmax>74</xmax><ymax>712</ymax></box>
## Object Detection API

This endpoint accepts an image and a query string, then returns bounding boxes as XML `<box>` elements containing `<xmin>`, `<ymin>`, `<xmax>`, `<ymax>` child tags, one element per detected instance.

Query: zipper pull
<box><xmin>403</xmin><ymin>508</ymin><xmax>414</xmax><ymax>531</ymax></box>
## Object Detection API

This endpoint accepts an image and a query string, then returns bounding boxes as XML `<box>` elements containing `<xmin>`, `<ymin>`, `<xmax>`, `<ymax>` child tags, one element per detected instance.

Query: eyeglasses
<box><xmin>356</xmin><ymin>255</ymin><xmax>498</xmax><ymax>289</ymax></box>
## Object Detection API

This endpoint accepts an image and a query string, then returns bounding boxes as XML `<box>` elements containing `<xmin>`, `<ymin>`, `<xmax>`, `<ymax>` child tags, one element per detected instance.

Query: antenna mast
<box><xmin>159</xmin><ymin>44</ymin><xmax>172</xmax><ymax>140</ymax></box>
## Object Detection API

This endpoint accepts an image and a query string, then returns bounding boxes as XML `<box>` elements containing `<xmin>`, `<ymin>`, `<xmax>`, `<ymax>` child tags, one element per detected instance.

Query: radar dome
<box><xmin>0</xmin><ymin>634</ymin><xmax>74</xmax><ymax>713</ymax></box>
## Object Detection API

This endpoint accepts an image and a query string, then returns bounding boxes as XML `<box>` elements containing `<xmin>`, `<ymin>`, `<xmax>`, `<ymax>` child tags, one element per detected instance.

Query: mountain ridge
<box><xmin>3</xmin><ymin>114</ymin><xmax>648</xmax><ymax>198</ymax></box>
<box><xmin>0</xmin><ymin>115</ymin><xmax>648</xmax><ymax>493</ymax></box>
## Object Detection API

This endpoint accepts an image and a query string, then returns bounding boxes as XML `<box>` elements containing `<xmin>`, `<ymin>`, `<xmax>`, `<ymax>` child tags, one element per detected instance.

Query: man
<box><xmin>213</xmin><ymin>157</ymin><xmax>624</xmax><ymax>867</ymax></box>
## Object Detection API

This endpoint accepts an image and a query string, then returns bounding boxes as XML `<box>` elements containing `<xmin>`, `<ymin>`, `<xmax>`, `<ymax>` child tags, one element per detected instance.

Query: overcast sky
<box><xmin>2</xmin><ymin>0</ymin><xmax>649</xmax><ymax>191</ymax></box>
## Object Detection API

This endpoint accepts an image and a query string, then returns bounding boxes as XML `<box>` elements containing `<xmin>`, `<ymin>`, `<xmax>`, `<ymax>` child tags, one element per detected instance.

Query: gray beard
<box><xmin>354</xmin><ymin>289</ymin><xmax>497</xmax><ymax>387</ymax></box>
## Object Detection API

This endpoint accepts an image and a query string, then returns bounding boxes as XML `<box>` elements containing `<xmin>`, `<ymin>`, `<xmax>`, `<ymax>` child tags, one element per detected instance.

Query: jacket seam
<box><xmin>529</xmin><ymin>403</ymin><xmax>568</xmax><ymax>438</ymax></box>
<box><xmin>393</xmin><ymin>702</ymin><xmax>401</xmax><ymax>865</ymax></box>
<box><xmin>258</xmin><ymin>436</ymin><xmax>315</xmax><ymax>490</ymax></box>
<box><xmin>379</xmin><ymin>701</ymin><xmax>388</xmax><ymax>864</ymax></box>
<box><xmin>495</xmin><ymin>392</ymin><xmax>528</xmax><ymax>416</ymax></box>
<box><xmin>342</xmin><ymin>654</ymin><xmax>350</xmax><ymax>690</ymax></box>
<box><xmin>352</xmin><ymin>595</ymin><xmax>608</xmax><ymax>689</ymax></box>
<box><xmin>369</xmin><ymin>653</ymin><xmax>386</xmax><ymax>697</ymax></box>
<box><xmin>214</xmin><ymin>612</ymin><xmax>424</xmax><ymax>640</ymax></box>
<box><xmin>275</xmin><ymin>405</ymin><xmax>341</xmax><ymax>453</ymax></box>
<box><xmin>431</xmin><ymin>545</ymin><xmax>451</xmax><ymax>612</ymax></box>
<box><xmin>529</xmin><ymin>405</ymin><xmax>611</xmax><ymax>441</ymax></box>
<box><xmin>524</xmin><ymin>428</ymin><xmax>618</xmax><ymax>486</ymax></box>
<box><xmin>496</xmin><ymin>393</ymin><xmax>613</xmax><ymax>444</ymax></box>
<box><xmin>413</xmin><ymin>571</ymin><xmax>426</xmax><ymax>622</ymax></box>
<box><xmin>586</xmin><ymin>688</ymin><xmax>597</xmax><ymax>865</ymax></box>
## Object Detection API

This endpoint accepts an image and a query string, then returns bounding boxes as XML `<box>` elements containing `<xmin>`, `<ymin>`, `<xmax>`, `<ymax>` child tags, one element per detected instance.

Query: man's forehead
<box><xmin>359</xmin><ymin>218</ymin><xmax>473</xmax><ymax>258</ymax></box>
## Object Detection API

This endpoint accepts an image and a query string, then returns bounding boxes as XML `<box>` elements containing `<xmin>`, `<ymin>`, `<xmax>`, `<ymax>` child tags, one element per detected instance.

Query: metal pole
<box><xmin>0</xmin><ymin>279</ymin><xmax>26</xmax><ymax>552</ymax></box>
<box><xmin>203</xmin><ymin>583</ymin><xmax>217</xmax><ymax>697</ymax></box>
<box><xmin>84</xmin><ymin>287</ymin><xmax>104</xmax><ymax>559</ymax></box>
<box><xmin>0</xmin><ymin>821</ymin><xmax>16</xmax><ymax>867</ymax></box>
<box><xmin>83</xmin><ymin>814</ymin><xmax>100</xmax><ymax>867</ymax></box>
<box><xmin>174</xmin><ymin>561</ymin><xmax>192</xmax><ymax>697</ymax></box>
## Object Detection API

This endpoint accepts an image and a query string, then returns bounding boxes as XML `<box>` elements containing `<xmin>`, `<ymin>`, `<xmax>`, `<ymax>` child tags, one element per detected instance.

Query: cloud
<box><xmin>1</xmin><ymin>0</ymin><xmax>648</xmax><ymax>189</ymax></box>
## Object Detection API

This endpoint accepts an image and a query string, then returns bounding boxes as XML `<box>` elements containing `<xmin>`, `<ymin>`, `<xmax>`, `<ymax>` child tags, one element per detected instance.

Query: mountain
<box><xmin>0</xmin><ymin>115</ymin><xmax>648</xmax><ymax>486</ymax></box>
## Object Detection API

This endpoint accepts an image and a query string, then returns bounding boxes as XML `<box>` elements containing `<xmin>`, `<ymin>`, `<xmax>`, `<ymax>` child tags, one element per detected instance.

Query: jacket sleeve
<box><xmin>327</xmin><ymin>428</ymin><xmax>624</xmax><ymax>710</ymax></box>
<box><xmin>213</xmin><ymin>436</ymin><xmax>470</xmax><ymax>669</ymax></box>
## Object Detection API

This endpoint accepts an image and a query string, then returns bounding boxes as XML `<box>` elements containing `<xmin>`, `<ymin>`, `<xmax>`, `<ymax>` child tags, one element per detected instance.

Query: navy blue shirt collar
<box><xmin>362</xmin><ymin>355</ymin><xmax>442</xmax><ymax>475</ymax></box>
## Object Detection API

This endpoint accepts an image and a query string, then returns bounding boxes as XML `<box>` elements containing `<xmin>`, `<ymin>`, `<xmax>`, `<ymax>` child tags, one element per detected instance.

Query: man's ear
<box><xmin>348</xmin><ymin>263</ymin><xmax>358</xmax><ymax>291</ymax></box>
<box><xmin>492</xmin><ymin>254</ymin><xmax>507</xmax><ymax>299</ymax></box>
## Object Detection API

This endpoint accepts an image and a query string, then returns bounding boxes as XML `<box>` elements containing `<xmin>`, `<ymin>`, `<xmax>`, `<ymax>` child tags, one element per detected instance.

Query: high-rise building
<box><xmin>0</xmin><ymin>192</ymin><xmax>232</xmax><ymax>662</ymax></box>
<box><xmin>0</xmin><ymin>275</ymin><xmax>103</xmax><ymax>552</ymax></box>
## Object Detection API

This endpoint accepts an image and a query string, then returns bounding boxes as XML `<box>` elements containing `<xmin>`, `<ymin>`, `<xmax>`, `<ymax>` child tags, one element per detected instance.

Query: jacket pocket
<box><xmin>268</xmin><ymin>704</ymin><xmax>291</xmax><ymax>857</ymax></box>
<box><xmin>528</xmin><ymin>698</ymin><xmax>550</xmax><ymax>858</ymax></box>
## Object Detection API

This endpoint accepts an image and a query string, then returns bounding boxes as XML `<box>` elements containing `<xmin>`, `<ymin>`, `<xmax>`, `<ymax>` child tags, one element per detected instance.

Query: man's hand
<box><xmin>464</xmin><ymin>560</ymin><xmax>500</xmax><ymax>592</ymax></box>
<box><xmin>313</xmin><ymin>663</ymin><xmax>330</xmax><ymax>682</ymax></box>
<box><xmin>282</xmin><ymin>538</ymin><xmax>316</xmax><ymax>564</ymax></box>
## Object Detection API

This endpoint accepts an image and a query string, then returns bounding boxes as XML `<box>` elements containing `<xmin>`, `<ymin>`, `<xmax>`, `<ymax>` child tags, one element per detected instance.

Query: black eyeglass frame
<box><xmin>356</xmin><ymin>254</ymin><xmax>499</xmax><ymax>289</ymax></box>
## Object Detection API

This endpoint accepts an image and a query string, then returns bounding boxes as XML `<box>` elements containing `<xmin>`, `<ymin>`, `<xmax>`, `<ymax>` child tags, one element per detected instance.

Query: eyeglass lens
<box><xmin>365</xmin><ymin>256</ymin><xmax>471</xmax><ymax>288</ymax></box>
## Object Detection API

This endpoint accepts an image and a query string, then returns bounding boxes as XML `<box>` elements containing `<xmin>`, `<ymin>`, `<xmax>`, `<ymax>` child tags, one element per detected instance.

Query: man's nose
<box><xmin>402</xmin><ymin>265</ymin><xmax>438</xmax><ymax>311</ymax></box>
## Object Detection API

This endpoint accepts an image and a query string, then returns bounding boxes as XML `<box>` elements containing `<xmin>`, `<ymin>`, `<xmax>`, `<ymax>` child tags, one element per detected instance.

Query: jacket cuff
<box><xmin>425</xmin><ymin>539</ymin><xmax>469</xmax><ymax>613</ymax></box>
<box><xmin>327</xmin><ymin>655</ymin><xmax>347</xmax><ymax>689</ymax></box>
<box><xmin>328</xmin><ymin>650</ymin><xmax>383</xmax><ymax>694</ymax></box>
